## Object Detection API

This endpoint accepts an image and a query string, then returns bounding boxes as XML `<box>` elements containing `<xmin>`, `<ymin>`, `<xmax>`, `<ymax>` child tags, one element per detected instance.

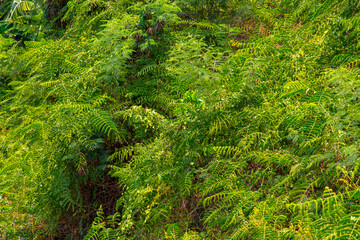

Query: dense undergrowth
<box><xmin>1</xmin><ymin>0</ymin><xmax>360</xmax><ymax>239</ymax></box>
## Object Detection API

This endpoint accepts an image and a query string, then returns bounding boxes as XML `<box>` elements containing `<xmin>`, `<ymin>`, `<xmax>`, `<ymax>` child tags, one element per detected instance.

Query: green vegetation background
<box><xmin>1</xmin><ymin>0</ymin><xmax>360</xmax><ymax>239</ymax></box>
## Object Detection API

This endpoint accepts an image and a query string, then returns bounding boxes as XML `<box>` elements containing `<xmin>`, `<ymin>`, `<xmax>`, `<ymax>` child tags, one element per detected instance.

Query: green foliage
<box><xmin>177</xmin><ymin>0</ymin><xmax>251</xmax><ymax>22</ymax></box>
<box><xmin>0</xmin><ymin>0</ymin><xmax>47</xmax><ymax>41</ymax></box>
<box><xmin>1</xmin><ymin>0</ymin><xmax>360</xmax><ymax>239</ymax></box>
